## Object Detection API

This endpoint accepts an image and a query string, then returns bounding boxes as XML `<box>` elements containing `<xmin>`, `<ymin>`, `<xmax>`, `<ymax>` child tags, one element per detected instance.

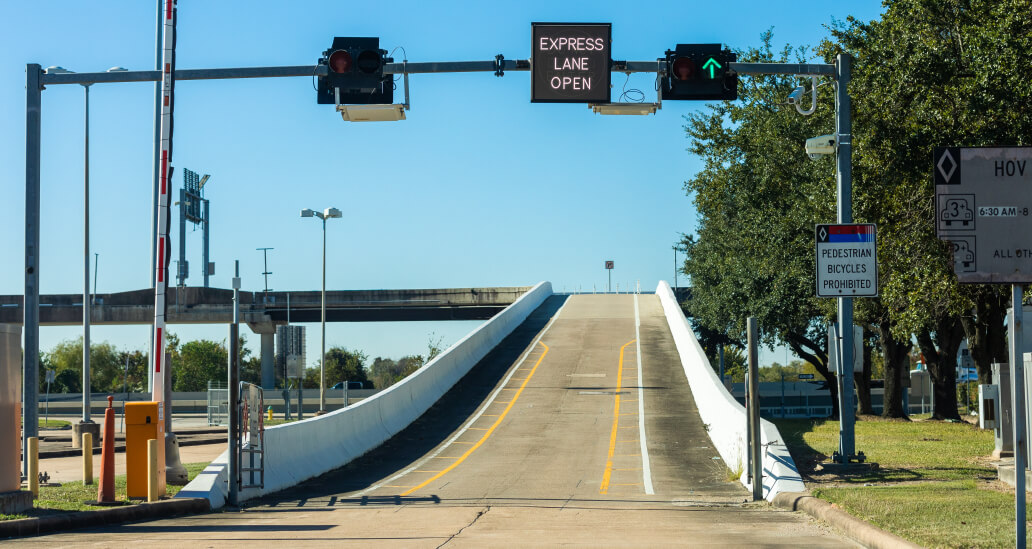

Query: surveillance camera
<box><xmin>786</xmin><ymin>86</ymin><xmax>805</xmax><ymax>105</ymax></box>
<box><xmin>805</xmin><ymin>134</ymin><xmax>837</xmax><ymax>159</ymax></box>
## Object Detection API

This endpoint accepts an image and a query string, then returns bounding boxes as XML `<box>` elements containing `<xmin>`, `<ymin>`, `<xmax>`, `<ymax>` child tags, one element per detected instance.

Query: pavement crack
<box><xmin>436</xmin><ymin>506</ymin><xmax>490</xmax><ymax>548</ymax></box>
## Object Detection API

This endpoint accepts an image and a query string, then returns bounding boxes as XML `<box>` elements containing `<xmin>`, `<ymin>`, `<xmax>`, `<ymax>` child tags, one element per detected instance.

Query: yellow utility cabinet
<box><xmin>125</xmin><ymin>401</ymin><xmax>166</xmax><ymax>498</ymax></box>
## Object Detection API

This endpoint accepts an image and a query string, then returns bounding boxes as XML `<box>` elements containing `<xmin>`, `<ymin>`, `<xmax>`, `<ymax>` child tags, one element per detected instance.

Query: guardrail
<box><xmin>176</xmin><ymin>281</ymin><xmax>553</xmax><ymax>508</ymax></box>
<box><xmin>655</xmin><ymin>281</ymin><xmax>805</xmax><ymax>501</ymax></box>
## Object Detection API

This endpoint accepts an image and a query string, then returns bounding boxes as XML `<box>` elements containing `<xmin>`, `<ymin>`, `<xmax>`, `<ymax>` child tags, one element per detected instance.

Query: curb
<box><xmin>772</xmin><ymin>491</ymin><xmax>922</xmax><ymax>549</ymax></box>
<box><xmin>0</xmin><ymin>497</ymin><xmax>210</xmax><ymax>539</ymax></box>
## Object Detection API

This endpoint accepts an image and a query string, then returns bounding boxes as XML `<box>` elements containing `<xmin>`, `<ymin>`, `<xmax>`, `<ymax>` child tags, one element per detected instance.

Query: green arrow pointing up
<box><xmin>702</xmin><ymin>58</ymin><xmax>721</xmax><ymax>78</ymax></box>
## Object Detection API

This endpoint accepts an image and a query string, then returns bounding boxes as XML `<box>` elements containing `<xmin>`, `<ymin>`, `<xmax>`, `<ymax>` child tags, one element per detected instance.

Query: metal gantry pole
<box><xmin>228</xmin><ymin>260</ymin><xmax>241</xmax><ymax>506</ymax></box>
<box><xmin>178</xmin><ymin>188</ymin><xmax>186</xmax><ymax>286</ymax></box>
<box><xmin>747</xmin><ymin>316</ymin><xmax>762</xmax><ymax>501</ymax></box>
<box><xmin>1009</xmin><ymin>287</ymin><xmax>1027</xmax><ymax>549</ymax></box>
<box><xmin>835</xmin><ymin>53</ymin><xmax>856</xmax><ymax>462</ymax></box>
<box><xmin>23</xmin><ymin>63</ymin><xmax>42</xmax><ymax>480</ymax></box>
<box><xmin>82</xmin><ymin>83</ymin><xmax>92</xmax><ymax>424</ymax></box>
<box><xmin>202</xmin><ymin>199</ymin><xmax>210</xmax><ymax>287</ymax></box>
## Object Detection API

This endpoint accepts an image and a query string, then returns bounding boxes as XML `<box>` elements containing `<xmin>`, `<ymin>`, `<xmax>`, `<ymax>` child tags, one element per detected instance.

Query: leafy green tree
<box><xmin>173</xmin><ymin>339</ymin><xmax>227</xmax><ymax>391</ymax></box>
<box><xmin>830</xmin><ymin>0</ymin><xmax>1032</xmax><ymax>418</ymax></box>
<box><xmin>680</xmin><ymin>33</ymin><xmax>843</xmax><ymax>416</ymax></box>
<box><xmin>114</xmin><ymin>349</ymin><xmax>149</xmax><ymax>394</ymax></box>
<box><xmin>42</xmin><ymin>336</ymin><xmax>127</xmax><ymax>393</ymax></box>
<box><xmin>322</xmin><ymin>347</ymin><xmax>370</xmax><ymax>387</ymax></box>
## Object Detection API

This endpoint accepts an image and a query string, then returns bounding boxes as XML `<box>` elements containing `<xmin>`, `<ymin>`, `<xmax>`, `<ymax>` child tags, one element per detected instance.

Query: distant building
<box><xmin>275</xmin><ymin>325</ymin><xmax>306</xmax><ymax>381</ymax></box>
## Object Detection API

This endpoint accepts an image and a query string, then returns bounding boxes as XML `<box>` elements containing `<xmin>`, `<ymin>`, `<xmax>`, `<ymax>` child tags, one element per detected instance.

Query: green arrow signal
<box><xmin>702</xmin><ymin>57</ymin><xmax>721</xmax><ymax>79</ymax></box>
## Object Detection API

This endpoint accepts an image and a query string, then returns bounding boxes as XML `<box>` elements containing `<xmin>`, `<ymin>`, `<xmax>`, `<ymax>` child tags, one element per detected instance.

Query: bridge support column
<box><xmin>248</xmin><ymin>322</ymin><xmax>279</xmax><ymax>390</ymax></box>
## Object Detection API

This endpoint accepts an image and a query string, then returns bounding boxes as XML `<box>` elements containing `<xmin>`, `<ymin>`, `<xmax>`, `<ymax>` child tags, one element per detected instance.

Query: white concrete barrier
<box><xmin>656</xmin><ymin>281</ymin><xmax>805</xmax><ymax>500</ymax></box>
<box><xmin>178</xmin><ymin>281</ymin><xmax>553</xmax><ymax>508</ymax></box>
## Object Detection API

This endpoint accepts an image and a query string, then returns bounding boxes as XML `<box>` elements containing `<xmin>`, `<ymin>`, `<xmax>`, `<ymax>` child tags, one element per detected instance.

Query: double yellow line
<box><xmin>600</xmin><ymin>339</ymin><xmax>636</xmax><ymax>494</ymax></box>
<box><xmin>401</xmin><ymin>341</ymin><xmax>550</xmax><ymax>496</ymax></box>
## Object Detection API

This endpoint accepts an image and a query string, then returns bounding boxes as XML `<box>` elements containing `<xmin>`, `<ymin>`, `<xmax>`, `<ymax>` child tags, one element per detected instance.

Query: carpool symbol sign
<box><xmin>935</xmin><ymin>147</ymin><xmax>961</xmax><ymax>185</ymax></box>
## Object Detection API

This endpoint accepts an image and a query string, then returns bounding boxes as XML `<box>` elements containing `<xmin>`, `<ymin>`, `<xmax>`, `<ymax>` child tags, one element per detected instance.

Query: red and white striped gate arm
<box><xmin>152</xmin><ymin>0</ymin><xmax>177</xmax><ymax>402</ymax></box>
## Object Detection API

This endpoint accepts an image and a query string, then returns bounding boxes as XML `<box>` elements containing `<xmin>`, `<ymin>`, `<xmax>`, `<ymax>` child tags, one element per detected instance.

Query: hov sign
<box><xmin>815</xmin><ymin>224</ymin><xmax>878</xmax><ymax>297</ymax></box>
<box><xmin>935</xmin><ymin>147</ymin><xmax>1032</xmax><ymax>283</ymax></box>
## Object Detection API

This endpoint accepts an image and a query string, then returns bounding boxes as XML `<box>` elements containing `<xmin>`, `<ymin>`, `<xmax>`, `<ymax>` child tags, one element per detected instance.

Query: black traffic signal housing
<box><xmin>317</xmin><ymin>37</ymin><xmax>393</xmax><ymax>105</ymax></box>
<box><xmin>661</xmin><ymin>44</ymin><xmax>737</xmax><ymax>101</ymax></box>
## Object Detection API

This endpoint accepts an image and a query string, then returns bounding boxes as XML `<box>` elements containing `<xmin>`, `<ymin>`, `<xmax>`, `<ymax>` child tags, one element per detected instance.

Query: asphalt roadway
<box><xmin>15</xmin><ymin>294</ymin><xmax>857</xmax><ymax>547</ymax></box>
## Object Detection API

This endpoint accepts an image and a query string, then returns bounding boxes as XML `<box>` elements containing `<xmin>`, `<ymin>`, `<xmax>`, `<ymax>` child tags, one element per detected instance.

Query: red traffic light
<box><xmin>672</xmin><ymin>57</ymin><xmax>695</xmax><ymax>81</ymax></box>
<box><xmin>328</xmin><ymin>50</ymin><xmax>353</xmax><ymax>73</ymax></box>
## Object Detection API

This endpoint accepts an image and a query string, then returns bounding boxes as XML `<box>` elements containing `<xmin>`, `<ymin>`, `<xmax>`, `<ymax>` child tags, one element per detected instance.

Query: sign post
<box><xmin>815</xmin><ymin>221</ymin><xmax>875</xmax><ymax>463</ymax></box>
<box><xmin>934</xmin><ymin>146</ymin><xmax>1032</xmax><ymax>547</ymax></box>
<box><xmin>605</xmin><ymin>260</ymin><xmax>614</xmax><ymax>293</ymax></box>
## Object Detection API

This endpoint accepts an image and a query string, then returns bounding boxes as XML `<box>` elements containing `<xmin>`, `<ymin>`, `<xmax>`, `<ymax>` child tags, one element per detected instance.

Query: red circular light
<box><xmin>328</xmin><ymin>50</ymin><xmax>353</xmax><ymax>73</ymax></box>
<box><xmin>672</xmin><ymin>57</ymin><xmax>695</xmax><ymax>81</ymax></box>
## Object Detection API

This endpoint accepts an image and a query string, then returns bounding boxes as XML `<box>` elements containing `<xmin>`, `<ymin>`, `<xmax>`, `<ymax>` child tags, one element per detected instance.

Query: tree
<box><xmin>42</xmin><ymin>336</ymin><xmax>129</xmax><ymax>394</ymax></box>
<box><xmin>322</xmin><ymin>347</ymin><xmax>369</xmax><ymax>387</ymax></box>
<box><xmin>830</xmin><ymin>0</ymin><xmax>1032</xmax><ymax>416</ymax></box>
<box><xmin>680</xmin><ymin>32</ymin><xmax>842</xmax><ymax>416</ymax></box>
<box><xmin>173</xmin><ymin>339</ymin><xmax>227</xmax><ymax>391</ymax></box>
<box><xmin>369</xmin><ymin>355</ymin><xmax>423</xmax><ymax>389</ymax></box>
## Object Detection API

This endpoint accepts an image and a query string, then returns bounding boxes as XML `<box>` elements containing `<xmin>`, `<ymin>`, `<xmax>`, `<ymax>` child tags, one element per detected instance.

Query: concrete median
<box><xmin>655</xmin><ymin>281</ymin><xmax>805</xmax><ymax>500</ymax></box>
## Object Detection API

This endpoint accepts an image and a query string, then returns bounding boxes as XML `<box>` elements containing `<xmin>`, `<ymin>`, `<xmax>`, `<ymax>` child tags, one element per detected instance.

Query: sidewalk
<box><xmin>31</xmin><ymin>414</ymin><xmax>228</xmax><ymax>484</ymax></box>
<box><xmin>37</xmin><ymin>440</ymin><xmax>226</xmax><ymax>484</ymax></box>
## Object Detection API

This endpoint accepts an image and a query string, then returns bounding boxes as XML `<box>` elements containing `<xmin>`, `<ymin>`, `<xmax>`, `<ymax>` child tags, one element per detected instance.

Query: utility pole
<box><xmin>256</xmin><ymin>247</ymin><xmax>273</xmax><ymax>300</ymax></box>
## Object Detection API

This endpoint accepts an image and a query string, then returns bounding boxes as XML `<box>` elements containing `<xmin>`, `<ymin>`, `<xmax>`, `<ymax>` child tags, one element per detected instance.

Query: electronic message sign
<box><xmin>531</xmin><ymin>23</ymin><xmax>611</xmax><ymax>103</ymax></box>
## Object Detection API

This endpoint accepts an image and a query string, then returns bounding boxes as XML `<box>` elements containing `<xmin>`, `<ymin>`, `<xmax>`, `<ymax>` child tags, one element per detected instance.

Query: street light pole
<box><xmin>301</xmin><ymin>207</ymin><xmax>341</xmax><ymax>416</ymax></box>
<box><xmin>320</xmin><ymin>214</ymin><xmax>327</xmax><ymax>414</ymax></box>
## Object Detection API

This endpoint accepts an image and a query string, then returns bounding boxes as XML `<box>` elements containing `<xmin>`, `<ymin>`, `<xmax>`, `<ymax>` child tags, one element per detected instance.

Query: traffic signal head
<box><xmin>661</xmin><ymin>44</ymin><xmax>738</xmax><ymax>101</ymax></box>
<box><xmin>317</xmin><ymin>37</ymin><xmax>393</xmax><ymax>105</ymax></box>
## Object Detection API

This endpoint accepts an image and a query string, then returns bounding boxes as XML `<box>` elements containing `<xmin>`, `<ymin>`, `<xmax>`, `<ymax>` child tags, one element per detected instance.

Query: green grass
<box><xmin>773</xmin><ymin>417</ymin><xmax>1028</xmax><ymax>548</ymax></box>
<box><xmin>813</xmin><ymin>480</ymin><xmax>1030</xmax><ymax>549</ymax></box>
<box><xmin>0</xmin><ymin>462</ymin><xmax>208</xmax><ymax>521</ymax></box>
<box><xmin>38</xmin><ymin>418</ymin><xmax>71</xmax><ymax>429</ymax></box>
<box><xmin>773</xmin><ymin>417</ymin><xmax>994</xmax><ymax>482</ymax></box>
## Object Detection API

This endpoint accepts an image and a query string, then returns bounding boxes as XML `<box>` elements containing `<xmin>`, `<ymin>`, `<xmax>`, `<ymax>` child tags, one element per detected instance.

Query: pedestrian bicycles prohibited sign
<box><xmin>815</xmin><ymin>224</ymin><xmax>878</xmax><ymax>297</ymax></box>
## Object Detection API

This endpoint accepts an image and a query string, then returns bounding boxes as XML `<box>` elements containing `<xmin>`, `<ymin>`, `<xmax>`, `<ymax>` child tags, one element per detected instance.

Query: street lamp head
<box><xmin>324</xmin><ymin>207</ymin><xmax>342</xmax><ymax>219</ymax></box>
<box><xmin>45</xmin><ymin>66</ymin><xmax>74</xmax><ymax>74</ymax></box>
<box><xmin>300</xmin><ymin>208</ymin><xmax>315</xmax><ymax>218</ymax></box>
<box><xmin>107</xmin><ymin>67</ymin><xmax>128</xmax><ymax>72</ymax></box>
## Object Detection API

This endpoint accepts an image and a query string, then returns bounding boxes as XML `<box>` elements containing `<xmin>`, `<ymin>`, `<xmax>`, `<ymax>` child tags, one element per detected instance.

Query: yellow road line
<box><xmin>600</xmin><ymin>339</ymin><xmax>636</xmax><ymax>495</ymax></box>
<box><xmin>401</xmin><ymin>342</ymin><xmax>550</xmax><ymax>496</ymax></box>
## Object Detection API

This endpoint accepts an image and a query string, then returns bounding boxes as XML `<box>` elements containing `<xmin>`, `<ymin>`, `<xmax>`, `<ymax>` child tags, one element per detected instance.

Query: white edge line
<box><xmin>635</xmin><ymin>293</ymin><xmax>655</xmax><ymax>495</ymax></box>
<box><xmin>354</xmin><ymin>295</ymin><xmax>569</xmax><ymax>496</ymax></box>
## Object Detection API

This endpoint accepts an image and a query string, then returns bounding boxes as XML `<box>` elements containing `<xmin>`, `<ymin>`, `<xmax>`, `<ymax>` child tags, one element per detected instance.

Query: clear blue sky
<box><xmin>0</xmin><ymin>1</ymin><xmax>885</xmax><ymax>367</ymax></box>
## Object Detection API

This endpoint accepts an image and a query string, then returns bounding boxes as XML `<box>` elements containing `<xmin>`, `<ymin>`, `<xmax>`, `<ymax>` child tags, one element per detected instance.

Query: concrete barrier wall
<box><xmin>178</xmin><ymin>281</ymin><xmax>553</xmax><ymax>508</ymax></box>
<box><xmin>655</xmin><ymin>281</ymin><xmax>804</xmax><ymax>500</ymax></box>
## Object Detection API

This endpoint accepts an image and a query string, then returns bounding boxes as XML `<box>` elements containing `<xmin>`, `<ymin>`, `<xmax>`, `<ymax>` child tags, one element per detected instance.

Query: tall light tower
<box><xmin>300</xmin><ymin>207</ymin><xmax>342</xmax><ymax>415</ymax></box>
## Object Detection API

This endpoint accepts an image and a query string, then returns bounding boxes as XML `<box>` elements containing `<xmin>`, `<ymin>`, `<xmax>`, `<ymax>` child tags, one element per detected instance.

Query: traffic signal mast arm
<box><xmin>39</xmin><ymin>60</ymin><xmax>832</xmax><ymax>86</ymax></box>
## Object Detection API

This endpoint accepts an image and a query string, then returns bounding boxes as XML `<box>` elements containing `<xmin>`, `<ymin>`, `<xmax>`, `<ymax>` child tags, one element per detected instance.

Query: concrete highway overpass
<box><xmin>16</xmin><ymin>285</ymin><xmax>850</xmax><ymax>546</ymax></box>
<box><xmin>0</xmin><ymin>286</ymin><xmax>532</xmax><ymax>326</ymax></box>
